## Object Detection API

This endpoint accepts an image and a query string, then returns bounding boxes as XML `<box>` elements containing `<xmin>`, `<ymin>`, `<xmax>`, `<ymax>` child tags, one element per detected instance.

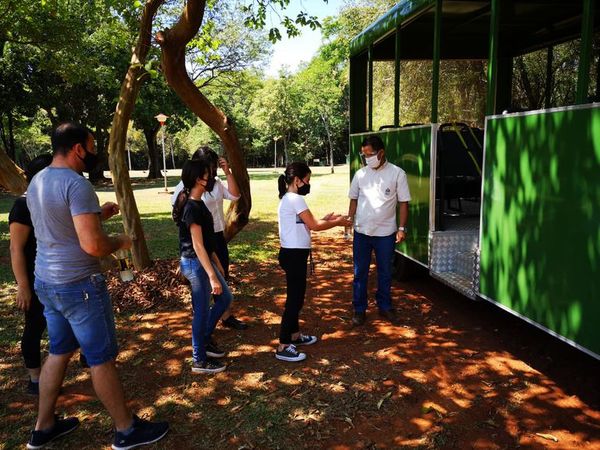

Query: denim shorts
<box><xmin>34</xmin><ymin>273</ymin><xmax>118</xmax><ymax>366</ymax></box>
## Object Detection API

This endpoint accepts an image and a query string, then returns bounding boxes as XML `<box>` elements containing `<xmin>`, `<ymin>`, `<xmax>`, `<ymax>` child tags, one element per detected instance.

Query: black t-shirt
<box><xmin>179</xmin><ymin>199</ymin><xmax>216</xmax><ymax>258</ymax></box>
<box><xmin>8</xmin><ymin>196</ymin><xmax>36</xmax><ymax>279</ymax></box>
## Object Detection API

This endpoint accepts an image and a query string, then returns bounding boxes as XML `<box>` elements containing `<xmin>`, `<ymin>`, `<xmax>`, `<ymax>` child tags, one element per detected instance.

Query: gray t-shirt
<box><xmin>27</xmin><ymin>167</ymin><xmax>101</xmax><ymax>284</ymax></box>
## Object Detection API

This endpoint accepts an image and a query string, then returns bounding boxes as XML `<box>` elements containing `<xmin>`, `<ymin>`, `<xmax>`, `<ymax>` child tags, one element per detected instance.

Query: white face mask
<box><xmin>365</xmin><ymin>153</ymin><xmax>380</xmax><ymax>169</ymax></box>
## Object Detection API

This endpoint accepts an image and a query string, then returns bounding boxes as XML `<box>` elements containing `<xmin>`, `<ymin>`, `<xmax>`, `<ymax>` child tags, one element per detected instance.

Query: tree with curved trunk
<box><xmin>156</xmin><ymin>0</ymin><xmax>251</xmax><ymax>241</ymax></box>
<box><xmin>107</xmin><ymin>0</ymin><xmax>163</xmax><ymax>269</ymax></box>
<box><xmin>0</xmin><ymin>144</ymin><xmax>27</xmax><ymax>194</ymax></box>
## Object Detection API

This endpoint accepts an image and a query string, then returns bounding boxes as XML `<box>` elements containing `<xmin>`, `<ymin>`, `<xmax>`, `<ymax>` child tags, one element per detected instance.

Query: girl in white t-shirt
<box><xmin>276</xmin><ymin>162</ymin><xmax>351</xmax><ymax>362</ymax></box>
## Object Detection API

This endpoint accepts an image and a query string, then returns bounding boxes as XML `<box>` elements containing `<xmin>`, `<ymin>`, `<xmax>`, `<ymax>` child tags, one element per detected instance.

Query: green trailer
<box><xmin>348</xmin><ymin>0</ymin><xmax>600</xmax><ymax>358</ymax></box>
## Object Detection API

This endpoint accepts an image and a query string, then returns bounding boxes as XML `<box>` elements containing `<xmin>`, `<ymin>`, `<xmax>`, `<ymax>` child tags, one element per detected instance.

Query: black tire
<box><xmin>393</xmin><ymin>252</ymin><xmax>414</xmax><ymax>281</ymax></box>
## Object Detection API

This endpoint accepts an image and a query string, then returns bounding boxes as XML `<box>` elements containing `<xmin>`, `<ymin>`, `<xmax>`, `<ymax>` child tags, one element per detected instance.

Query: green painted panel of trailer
<box><xmin>480</xmin><ymin>106</ymin><xmax>600</xmax><ymax>356</ymax></box>
<box><xmin>349</xmin><ymin>127</ymin><xmax>431</xmax><ymax>265</ymax></box>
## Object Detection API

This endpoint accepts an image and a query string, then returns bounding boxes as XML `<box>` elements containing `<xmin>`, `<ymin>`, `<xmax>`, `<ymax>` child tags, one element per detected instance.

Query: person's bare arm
<box><xmin>190</xmin><ymin>223</ymin><xmax>222</xmax><ymax>294</ymax></box>
<box><xmin>9</xmin><ymin>222</ymin><xmax>33</xmax><ymax>311</ymax></box>
<box><xmin>100</xmin><ymin>202</ymin><xmax>120</xmax><ymax>221</ymax></box>
<box><xmin>396</xmin><ymin>201</ymin><xmax>409</xmax><ymax>243</ymax></box>
<box><xmin>347</xmin><ymin>199</ymin><xmax>357</xmax><ymax>223</ymax></box>
<box><xmin>219</xmin><ymin>157</ymin><xmax>240</xmax><ymax>198</ymax></box>
<box><xmin>298</xmin><ymin>209</ymin><xmax>351</xmax><ymax>231</ymax></box>
<box><xmin>73</xmin><ymin>213</ymin><xmax>130</xmax><ymax>257</ymax></box>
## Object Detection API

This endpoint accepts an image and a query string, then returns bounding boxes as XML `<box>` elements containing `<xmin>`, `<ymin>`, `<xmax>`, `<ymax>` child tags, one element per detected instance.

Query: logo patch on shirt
<box><xmin>385</xmin><ymin>188</ymin><xmax>391</xmax><ymax>196</ymax></box>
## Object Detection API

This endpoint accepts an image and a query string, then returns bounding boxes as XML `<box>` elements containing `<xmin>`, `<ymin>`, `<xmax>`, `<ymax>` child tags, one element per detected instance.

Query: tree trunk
<box><xmin>156</xmin><ymin>0</ymin><xmax>251</xmax><ymax>242</ymax></box>
<box><xmin>144</xmin><ymin>126</ymin><xmax>161</xmax><ymax>179</ymax></box>
<box><xmin>320</xmin><ymin>111</ymin><xmax>335</xmax><ymax>174</ymax></box>
<box><xmin>107</xmin><ymin>0</ymin><xmax>163</xmax><ymax>270</ymax></box>
<box><xmin>7</xmin><ymin>112</ymin><xmax>16</xmax><ymax>162</ymax></box>
<box><xmin>89</xmin><ymin>127</ymin><xmax>109</xmax><ymax>183</ymax></box>
<box><xmin>0</xmin><ymin>144</ymin><xmax>27</xmax><ymax>195</ymax></box>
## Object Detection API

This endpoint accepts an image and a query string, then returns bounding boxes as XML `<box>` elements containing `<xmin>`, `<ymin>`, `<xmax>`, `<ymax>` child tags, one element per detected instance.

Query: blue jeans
<box><xmin>34</xmin><ymin>273</ymin><xmax>118</xmax><ymax>367</ymax></box>
<box><xmin>180</xmin><ymin>257</ymin><xmax>232</xmax><ymax>363</ymax></box>
<box><xmin>352</xmin><ymin>232</ymin><xmax>396</xmax><ymax>313</ymax></box>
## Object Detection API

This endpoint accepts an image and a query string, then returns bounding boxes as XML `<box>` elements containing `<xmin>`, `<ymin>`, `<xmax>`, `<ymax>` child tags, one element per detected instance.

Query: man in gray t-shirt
<box><xmin>24</xmin><ymin>123</ymin><xmax>168</xmax><ymax>450</ymax></box>
<box><xmin>27</xmin><ymin>167</ymin><xmax>102</xmax><ymax>284</ymax></box>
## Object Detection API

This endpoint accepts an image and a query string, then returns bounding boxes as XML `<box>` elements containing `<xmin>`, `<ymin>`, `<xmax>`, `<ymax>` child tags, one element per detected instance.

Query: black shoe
<box><xmin>290</xmin><ymin>334</ymin><xmax>318</xmax><ymax>346</ymax></box>
<box><xmin>206</xmin><ymin>340</ymin><xmax>226</xmax><ymax>358</ymax></box>
<box><xmin>222</xmin><ymin>315</ymin><xmax>248</xmax><ymax>330</ymax></box>
<box><xmin>275</xmin><ymin>344</ymin><xmax>306</xmax><ymax>362</ymax></box>
<box><xmin>27</xmin><ymin>415</ymin><xmax>80</xmax><ymax>449</ymax></box>
<box><xmin>378</xmin><ymin>308</ymin><xmax>399</xmax><ymax>325</ymax></box>
<box><xmin>112</xmin><ymin>414</ymin><xmax>169</xmax><ymax>450</ymax></box>
<box><xmin>191</xmin><ymin>358</ymin><xmax>226</xmax><ymax>374</ymax></box>
<box><xmin>27</xmin><ymin>379</ymin><xmax>39</xmax><ymax>395</ymax></box>
<box><xmin>352</xmin><ymin>311</ymin><xmax>366</xmax><ymax>326</ymax></box>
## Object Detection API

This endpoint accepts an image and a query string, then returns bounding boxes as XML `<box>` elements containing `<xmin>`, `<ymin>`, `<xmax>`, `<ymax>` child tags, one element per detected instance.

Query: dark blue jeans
<box><xmin>180</xmin><ymin>257</ymin><xmax>232</xmax><ymax>363</ymax></box>
<box><xmin>352</xmin><ymin>231</ymin><xmax>396</xmax><ymax>313</ymax></box>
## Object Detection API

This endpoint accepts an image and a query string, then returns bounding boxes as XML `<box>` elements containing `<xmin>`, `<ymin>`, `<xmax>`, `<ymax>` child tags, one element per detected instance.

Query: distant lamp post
<box><xmin>155</xmin><ymin>113</ymin><xmax>170</xmax><ymax>194</ymax></box>
<box><xmin>273</xmin><ymin>136</ymin><xmax>278</xmax><ymax>168</ymax></box>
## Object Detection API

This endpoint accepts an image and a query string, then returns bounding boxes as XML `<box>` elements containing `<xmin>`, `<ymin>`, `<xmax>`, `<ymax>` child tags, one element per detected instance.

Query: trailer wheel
<box><xmin>393</xmin><ymin>253</ymin><xmax>415</xmax><ymax>281</ymax></box>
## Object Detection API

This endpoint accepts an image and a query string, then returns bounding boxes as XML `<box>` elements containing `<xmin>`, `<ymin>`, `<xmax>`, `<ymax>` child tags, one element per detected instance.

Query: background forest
<box><xmin>1</xmin><ymin>0</ymin><xmax>597</xmax><ymax>177</ymax></box>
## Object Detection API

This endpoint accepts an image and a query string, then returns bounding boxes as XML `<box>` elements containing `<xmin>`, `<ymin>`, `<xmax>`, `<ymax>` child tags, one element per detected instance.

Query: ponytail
<box><xmin>278</xmin><ymin>162</ymin><xmax>311</xmax><ymax>199</ymax></box>
<box><xmin>173</xmin><ymin>158</ymin><xmax>211</xmax><ymax>223</ymax></box>
<box><xmin>172</xmin><ymin>187</ymin><xmax>190</xmax><ymax>224</ymax></box>
<box><xmin>278</xmin><ymin>174</ymin><xmax>287</xmax><ymax>199</ymax></box>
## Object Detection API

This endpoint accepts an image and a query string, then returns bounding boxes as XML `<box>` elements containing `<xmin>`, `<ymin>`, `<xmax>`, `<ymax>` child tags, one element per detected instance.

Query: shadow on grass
<box><xmin>1</xmin><ymin>234</ymin><xmax>599</xmax><ymax>449</ymax></box>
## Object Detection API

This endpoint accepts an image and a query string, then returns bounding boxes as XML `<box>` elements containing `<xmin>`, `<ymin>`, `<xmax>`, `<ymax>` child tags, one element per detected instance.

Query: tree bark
<box><xmin>89</xmin><ymin>128</ymin><xmax>109</xmax><ymax>183</ymax></box>
<box><xmin>0</xmin><ymin>144</ymin><xmax>27</xmax><ymax>195</ymax></box>
<box><xmin>320</xmin><ymin>111</ymin><xmax>335</xmax><ymax>174</ymax></box>
<box><xmin>156</xmin><ymin>0</ymin><xmax>251</xmax><ymax>242</ymax></box>
<box><xmin>144</xmin><ymin>126</ymin><xmax>161</xmax><ymax>179</ymax></box>
<box><xmin>107</xmin><ymin>0</ymin><xmax>163</xmax><ymax>269</ymax></box>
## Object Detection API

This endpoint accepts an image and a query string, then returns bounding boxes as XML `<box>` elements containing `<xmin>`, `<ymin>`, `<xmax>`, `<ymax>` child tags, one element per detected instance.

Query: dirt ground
<box><xmin>2</xmin><ymin>232</ymin><xmax>600</xmax><ymax>449</ymax></box>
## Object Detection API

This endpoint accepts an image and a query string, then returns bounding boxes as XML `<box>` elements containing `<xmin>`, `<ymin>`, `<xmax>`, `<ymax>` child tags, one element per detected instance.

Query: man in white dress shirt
<box><xmin>347</xmin><ymin>135</ymin><xmax>411</xmax><ymax>326</ymax></box>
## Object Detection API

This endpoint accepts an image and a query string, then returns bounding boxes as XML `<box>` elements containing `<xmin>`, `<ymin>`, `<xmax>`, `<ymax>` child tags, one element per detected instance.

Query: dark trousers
<box><xmin>214</xmin><ymin>231</ymin><xmax>230</xmax><ymax>279</ymax></box>
<box><xmin>278</xmin><ymin>248</ymin><xmax>310</xmax><ymax>344</ymax></box>
<box><xmin>21</xmin><ymin>290</ymin><xmax>46</xmax><ymax>369</ymax></box>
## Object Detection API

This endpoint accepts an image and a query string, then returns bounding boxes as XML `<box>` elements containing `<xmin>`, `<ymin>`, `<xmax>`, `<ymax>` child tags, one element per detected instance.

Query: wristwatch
<box><xmin>397</xmin><ymin>226</ymin><xmax>407</xmax><ymax>232</ymax></box>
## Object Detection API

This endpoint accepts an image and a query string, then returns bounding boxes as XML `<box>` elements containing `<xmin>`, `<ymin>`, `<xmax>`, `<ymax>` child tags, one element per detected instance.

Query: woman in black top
<box><xmin>174</xmin><ymin>158</ymin><xmax>233</xmax><ymax>374</ymax></box>
<box><xmin>9</xmin><ymin>154</ymin><xmax>52</xmax><ymax>394</ymax></box>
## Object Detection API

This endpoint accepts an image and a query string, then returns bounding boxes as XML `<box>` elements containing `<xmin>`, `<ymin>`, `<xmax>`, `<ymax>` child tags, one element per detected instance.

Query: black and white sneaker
<box><xmin>26</xmin><ymin>379</ymin><xmax>39</xmax><ymax>395</ymax></box>
<box><xmin>291</xmin><ymin>334</ymin><xmax>318</xmax><ymax>346</ymax></box>
<box><xmin>27</xmin><ymin>415</ymin><xmax>80</xmax><ymax>449</ymax></box>
<box><xmin>112</xmin><ymin>414</ymin><xmax>169</xmax><ymax>450</ymax></box>
<box><xmin>192</xmin><ymin>358</ymin><xmax>226</xmax><ymax>374</ymax></box>
<box><xmin>205</xmin><ymin>340</ymin><xmax>226</xmax><ymax>358</ymax></box>
<box><xmin>275</xmin><ymin>344</ymin><xmax>306</xmax><ymax>362</ymax></box>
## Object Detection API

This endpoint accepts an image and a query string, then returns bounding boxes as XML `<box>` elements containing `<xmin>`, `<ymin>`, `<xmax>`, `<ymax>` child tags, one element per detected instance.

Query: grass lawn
<box><xmin>0</xmin><ymin>165</ymin><xmax>350</xmax><ymax>286</ymax></box>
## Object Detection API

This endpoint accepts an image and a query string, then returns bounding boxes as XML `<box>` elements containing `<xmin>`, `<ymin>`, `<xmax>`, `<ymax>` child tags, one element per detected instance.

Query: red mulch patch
<box><xmin>2</xmin><ymin>233</ymin><xmax>599</xmax><ymax>449</ymax></box>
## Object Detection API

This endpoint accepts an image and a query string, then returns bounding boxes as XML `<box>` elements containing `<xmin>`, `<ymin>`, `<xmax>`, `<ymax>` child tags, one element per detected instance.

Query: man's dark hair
<box><xmin>51</xmin><ymin>122</ymin><xmax>94</xmax><ymax>156</ymax></box>
<box><xmin>361</xmin><ymin>135</ymin><xmax>385</xmax><ymax>152</ymax></box>
<box><xmin>25</xmin><ymin>154</ymin><xmax>53</xmax><ymax>182</ymax></box>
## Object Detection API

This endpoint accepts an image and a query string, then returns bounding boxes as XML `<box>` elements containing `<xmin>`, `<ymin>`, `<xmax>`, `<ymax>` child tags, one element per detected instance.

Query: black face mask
<box><xmin>297</xmin><ymin>182</ymin><xmax>310</xmax><ymax>196</ymax></box>
<box><xmin>77</xmin><ymin>145</ymin><xmax>98</xmax><ymax>173</ymax></box>
<box><xmin>205</xmin><ymin>177</ymin><xmax>216</xmax><ymax>192</ymax></box>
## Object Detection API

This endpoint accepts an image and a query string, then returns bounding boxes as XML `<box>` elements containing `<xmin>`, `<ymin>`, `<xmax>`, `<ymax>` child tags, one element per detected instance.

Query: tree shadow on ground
<box><xmin>1</xmin><ymin>233</ymin><xmax>599</xmax><ymax>449</ymax></box>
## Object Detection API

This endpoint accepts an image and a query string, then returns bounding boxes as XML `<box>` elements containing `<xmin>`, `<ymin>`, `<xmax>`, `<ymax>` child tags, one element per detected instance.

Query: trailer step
<box><xmin>431</xmin><ymin>271</ymin><xmax>477</xmax><ymax>299</ymax></box>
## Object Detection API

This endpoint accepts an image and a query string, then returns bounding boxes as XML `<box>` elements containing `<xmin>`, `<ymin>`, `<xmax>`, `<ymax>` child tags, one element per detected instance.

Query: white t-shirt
<box><xmin>348</xmin><ymin>161</ymin><xmax>411</xmax><ymax>237</ymax></box>
<box><xmin>171</xmin><ymin>178</ymin><xmax>240</xmax><ymax>232</ymax></box>
<box><xmin>278</xmin><ymin>192</ymin><xmax>311</xmax><ymax>249</ymax></box>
